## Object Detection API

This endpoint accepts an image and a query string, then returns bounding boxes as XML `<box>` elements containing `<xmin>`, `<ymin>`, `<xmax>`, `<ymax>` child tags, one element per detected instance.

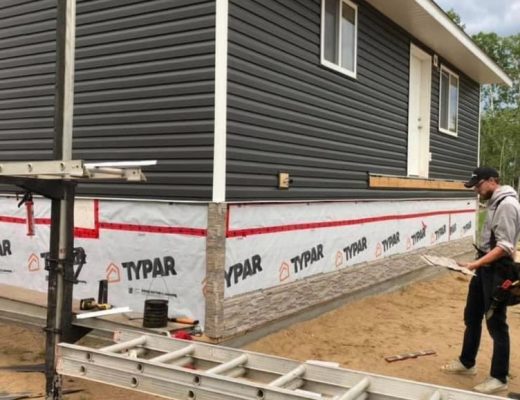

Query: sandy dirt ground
<box><xmin>245</xmin><ymin>271</ymin><xmax>520</xmax><ymax>396</ymax></box>
<box><xmin>1</xmin><ymin>270</ymin><xmax>520</xmax><ymax>398</ymax></box>
<box><xmin>0</xmin><ymin>323</ymin><xmax>163</xmax><ymax>399</ymax></box>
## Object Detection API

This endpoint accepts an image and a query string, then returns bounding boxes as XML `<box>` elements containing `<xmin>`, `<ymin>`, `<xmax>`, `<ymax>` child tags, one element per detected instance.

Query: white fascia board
<box><xmin>477</xmin><ymin>88</ymin><xmax>482</xmax><ymax>166</ymax></box>
<box><xmin>212</xmin><ymin>0</ymin><xmax>229</xmax><ymax>203</ymax></box>
<box><xmin>416</xmin><ymin>0</ymin><xmax>512</xmax><ymax>87</ymax></box>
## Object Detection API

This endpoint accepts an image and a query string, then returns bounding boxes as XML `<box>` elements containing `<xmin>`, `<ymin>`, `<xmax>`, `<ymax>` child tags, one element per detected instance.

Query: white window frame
<box><xmin>320</xmin><ymin>0</ymin><xmax>358</xmax><ymax>79</ymax></box>
<box><xmin>438</xmin><ymin>65</ymin><xmax>459</xmax><ymax>136</ymax></box>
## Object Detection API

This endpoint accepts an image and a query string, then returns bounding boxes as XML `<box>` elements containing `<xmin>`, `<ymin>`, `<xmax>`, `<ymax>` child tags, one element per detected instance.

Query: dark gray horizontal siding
<box><xmin>72</xmin><ymin>0</ymin><xmax>215</xmax><ymax>199</ymax></box>
<box><xmin>0</xmin><ymin>0</ymin><xmax>216</xmax><ymax>200</ymax></box>
<box><xmin>0</xmin><ymin>0</ymin><xmax>56</xmax><ymax>172</ymax></box>
<box><xmin>227</xmin><ymin>0</ymin><xmax>411</xmax><ymax>200</ymax></box>
<box><xmin>429</xmin><ymin>58</ymin><xmax>480</xmax><ymax>180</ymax></box>
<box><xmin>77</xmin><ymin>182</ymin><xmax>212</xmax><ymax>200</ymax></box>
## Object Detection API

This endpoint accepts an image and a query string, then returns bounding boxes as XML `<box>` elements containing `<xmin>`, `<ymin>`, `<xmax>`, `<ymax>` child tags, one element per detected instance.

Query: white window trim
<box><xmin>320</xmin><ymin>0</ymin><xmax>358</xmax><ymax>79</ymax></box>
<box><xmin>438</xmin><ymin>64</ymin><xmax>459</xmax><ymax>137</ymax></box>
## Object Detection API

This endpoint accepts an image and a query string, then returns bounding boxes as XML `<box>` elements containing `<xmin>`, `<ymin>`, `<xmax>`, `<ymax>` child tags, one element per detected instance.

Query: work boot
<box><xmin>440</xmin><ymin>359</ymin><xmax>477</xmax><ymax>375</ymax></box>
<box><xmin>473</xmin><ymin>377</ymin><xmax>508</xmax><ymax>394</ymax></box>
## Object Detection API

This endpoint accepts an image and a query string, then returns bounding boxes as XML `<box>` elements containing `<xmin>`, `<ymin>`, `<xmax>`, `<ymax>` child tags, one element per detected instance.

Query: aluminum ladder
<box><xmin>57</xmin><ymin>330</ymin><xmax>504</xmax><ymax>400</ymax></box>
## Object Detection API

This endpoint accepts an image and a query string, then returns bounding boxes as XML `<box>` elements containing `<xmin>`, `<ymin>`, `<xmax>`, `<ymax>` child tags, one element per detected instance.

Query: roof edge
<box><xmin>419</xmin><ymin>0</ymin><xmax>512</xmax><ymax>87</ymax></box>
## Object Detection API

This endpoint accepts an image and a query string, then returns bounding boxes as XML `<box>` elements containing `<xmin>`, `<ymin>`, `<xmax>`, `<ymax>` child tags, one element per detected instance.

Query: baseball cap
<box><xmin>464</xmin><ymin>166</ymin><xmax>499</xmax><ymax>188</ymax></box>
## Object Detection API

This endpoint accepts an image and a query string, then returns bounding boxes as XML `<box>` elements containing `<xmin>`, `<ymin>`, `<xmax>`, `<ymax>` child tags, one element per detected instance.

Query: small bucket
<box><xmin>143</xmin><ymin>299</ymin><xmax>168</xmax><ymax>328</ymax></box>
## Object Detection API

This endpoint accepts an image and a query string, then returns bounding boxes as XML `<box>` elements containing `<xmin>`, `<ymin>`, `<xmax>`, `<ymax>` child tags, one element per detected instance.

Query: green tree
<box><xmin>445</xmin><ymin>9</ymin><xmax>519</xmax><ymax>187</ymax></box>
<box><xmin>479</xmin><ymin>108</ymin><xmax>520</xmax><ymax>186</ymax></box>
<box><xmin>446</xmin><ymin>9</ymin><xmax>466</xmax><ymax>30</ymax></box>
<box><xmin>472</xmin><ymin>32</ymin><xmax>520</xmax><ymax>109</ymax></box>
<box><xmin>473</xmin><ymin>33</ymin><xmax>520</xmax><ymax>187</ymax></box>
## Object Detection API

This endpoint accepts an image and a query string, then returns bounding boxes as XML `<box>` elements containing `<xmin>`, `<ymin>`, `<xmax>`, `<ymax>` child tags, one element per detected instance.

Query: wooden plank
<box><xmin>384</xmin><ymin>350</ymin><xmax>436</xmax><ymax>363</ymax></box>
<box><xmin>369</xmin><ymin>175</ymin><xmax>468</xmax><ymax>190</ymax></box>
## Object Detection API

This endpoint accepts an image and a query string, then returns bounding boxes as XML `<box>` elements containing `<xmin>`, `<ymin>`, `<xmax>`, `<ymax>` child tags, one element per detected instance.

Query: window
<box><xmin>321</xmin><ymin>0</ymin><xmax>358</xmax><ymax>78</ymax></box>
<box><xmin>439</xmin><ymin>66</ymin><xmax>459</xmax><ymax>135</ymax></box>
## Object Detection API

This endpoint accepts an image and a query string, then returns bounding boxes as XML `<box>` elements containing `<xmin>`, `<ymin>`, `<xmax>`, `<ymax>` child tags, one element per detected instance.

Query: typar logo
<box><xmin>431</xmin><ymin>224</ymin><xmax>446</xmax><ymax>244</ymax></box>
<box><xmin>106</xmin><ymin>263</ymin><xmax>121</xmax><ymax>283</ymax></box>
<box><xmin>225</xmin><ymin>255</ymin><xmax>263</xmax><ymax>288</ymax></box>
<box><xmin>376</xmin><ymin>232</ymin><xmax>400</xmax><ymax>257</ymax></box>
<box><xmin>462</xmin><ymin>221</ymin><xmax>472</xmax><ymax>235</ymax></box>
<box><xmin>290</xmin><ymin>244</ymin><xmax>324</xmax><ymax>274</ymax></box>
<box><xmin>122</xmin><ymin>256</ymin><xmax>176</xmax><ymax>281</ymax></box>
<box><xmin>450</xmin><ymin>223</ymin><xmax>457</xmax><ymax>236</ymax></box>
<box><xmin>343</xmin><ymin>237</ymin><xmax>367</xmax><ymax>262</ymax></box>
<box><xmin>335</xmin><ymin>251</ymin><xmax>343</xmax><ymax>268</ymax></box>
<box><xmin>0</xmin><ymin>240</ymin><xmax>12</xmax><ymax>257</ymax></box>
<box><xmin>28</xmin><ymin>253</ymin><xmax>40</xmax><ymax>272</ymax></box>
<box><xmin>375</xmin><ymin>242</ymin><xmax>383</xmax><ymax>258</ymax></box>
<box><xmin>279</xmin><ymin>261</ymin><xmax>290</xmax><ymax>282</ymax></box>
<box><xmin>410</xmin><ymin>222</ymin><xmax>427</xmax><ymax>246</ymax></box>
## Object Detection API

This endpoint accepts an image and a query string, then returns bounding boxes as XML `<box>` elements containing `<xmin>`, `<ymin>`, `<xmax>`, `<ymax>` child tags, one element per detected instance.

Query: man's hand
<box><xmin>457</xmin><ymin>260</ymin><xmax>479</xmax><ymax>271</ymax></box>
<box><xmin>457</xmin><ymin>246</ymin><xmax>509</xmax><ymax>271</ymax></box>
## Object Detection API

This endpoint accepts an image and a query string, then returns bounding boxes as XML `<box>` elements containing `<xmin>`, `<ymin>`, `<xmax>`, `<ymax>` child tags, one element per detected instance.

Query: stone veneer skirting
<box><xmin>219</xmin><ymin>237</ymin><xmax>473</xmax><ymax>340</ymax></box>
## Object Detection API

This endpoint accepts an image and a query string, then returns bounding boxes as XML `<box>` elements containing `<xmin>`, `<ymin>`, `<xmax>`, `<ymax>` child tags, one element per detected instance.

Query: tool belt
<box><xmin>474</xmin><ymin>244</ymin><xmax>520</xmax><ymax>306</ymax></box>
<box><xmin>491</xmin><ymin>257</ymin><xmax>520</xmax><ymax>307</ymax></box>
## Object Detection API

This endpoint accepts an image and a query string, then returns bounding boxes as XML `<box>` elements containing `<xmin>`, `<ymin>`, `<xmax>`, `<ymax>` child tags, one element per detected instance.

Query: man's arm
<box><xmin>492</xmin><ymin>201</ymin><xmax>519</xmax><ymax>256</ymax></box>
<box><xmin>458</xmin><ymin>200</ymin><xmax>519</xmax><ymax>271</ymax></box>
<box><xmin>459</xmin><ymin>246</ymin><xmax>508</xmax><ymax>271</ymax></box>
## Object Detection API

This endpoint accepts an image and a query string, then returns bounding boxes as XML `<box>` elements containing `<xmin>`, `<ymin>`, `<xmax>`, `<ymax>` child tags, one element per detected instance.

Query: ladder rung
<box><xmin>169</xmin><ymin>357</ymin><xmax>194</xmax><ymax>367</ymax></box>
<box><xmin>294</xmin><ymin>389</ymin><xmax>323</xmax><ymax>399</ymax></box>
<box><xmin>150</xmin><ymin>344</ymin><xmax>196</xmax><ymax>363</ymax></box>
<box><xmin>100</xmin><ymin>335</ymin><xmax>147</xmax><ymax>353</ymax></box>
<box><xmin>206</xmin><ymin>354</ymin><xmax>248</xmax><ymax>375</ymax></box>
<box><xmin>226</xmin><ymin>367</ymin><xmax>246</xmax><ymax>378</ymax></box>
<box><xmin>269</xmin><ymin>365</ymin><xmax>306</xmax><ymax>387</ymax></box>
<box><xmin>430</xmin><ymin>390</ymin><xmax>442</xmax><ymax>400</ymax></box>
<box><xmin>337</xmin><ymin>377</ymin><xmax>370</xmax><ymax>400</ymax></box>
<box><xmin>284</xmin><ymin>378</ymin><xmax>304</xmax><ymax>391</ymax></box>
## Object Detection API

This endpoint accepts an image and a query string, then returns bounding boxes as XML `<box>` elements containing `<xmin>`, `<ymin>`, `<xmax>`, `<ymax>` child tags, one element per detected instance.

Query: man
<box><xmin>441</xmin><ymin>166</ymin><xmax>520</xmax><ymax>394</ymax></box>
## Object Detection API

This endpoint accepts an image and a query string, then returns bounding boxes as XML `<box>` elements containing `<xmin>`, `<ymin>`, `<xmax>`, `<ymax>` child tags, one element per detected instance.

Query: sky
<box><xmin>435</xmin><ymin>0</ymin><xmax>520</xmax><ymax>36</ymax></box>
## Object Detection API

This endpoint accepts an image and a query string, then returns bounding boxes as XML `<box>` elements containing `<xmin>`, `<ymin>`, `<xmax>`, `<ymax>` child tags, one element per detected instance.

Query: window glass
<box><xmin>449</xmin><ymin>75</ymin><xmax>459</xmax><ymax>131</ymax></box>
<box><xmin>439</xmin><ymin>67</ymin><xmax>459</xmax><ymax>134</ymax></box>
<box><xmin>324</xmin><ymin>0</ymin><xmax>339</xmax><ymax>64</ymax></box>
<box><xmin>322</xmin><ymin>0</ymin><xmax>357</xmax><ymax>77</ymax></box>
<box><xmin>341</xmin><ymin>4</ymin><xmax>355</xmax><ymax>71</ymax></box>
<box><xmin>440</xmin><ymin>71</ymin><xmax>450</xmax><ymax>130</ymax></box>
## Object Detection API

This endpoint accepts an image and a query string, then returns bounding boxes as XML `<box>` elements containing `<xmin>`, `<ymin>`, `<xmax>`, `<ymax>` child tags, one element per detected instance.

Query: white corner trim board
<box><xmin>212</xmin><ymin>0</ymin><xmax>229</xmax><ymax>203</ymax></box>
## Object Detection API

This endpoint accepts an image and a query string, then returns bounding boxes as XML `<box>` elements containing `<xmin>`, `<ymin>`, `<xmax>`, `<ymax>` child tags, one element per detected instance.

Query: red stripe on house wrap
<box><xmin>0</xmin><ymin>199</ymin><xmax>206</xmax><ymax>238</ymax></box>
<box><xmin>226</xmin><ymin>209</ymin><xmax>475</xmax><ymax>238</ymax></box>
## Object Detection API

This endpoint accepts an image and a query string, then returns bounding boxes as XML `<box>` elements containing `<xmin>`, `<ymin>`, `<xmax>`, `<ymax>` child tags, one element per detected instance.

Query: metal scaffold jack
<box><xmin>0</xmin><ymin>159</ymin><xmax>148</xmax><ymax>400</ymax></box>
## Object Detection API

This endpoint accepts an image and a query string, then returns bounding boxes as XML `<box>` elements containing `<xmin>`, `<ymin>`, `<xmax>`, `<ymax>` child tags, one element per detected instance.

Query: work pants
<box><xmin>459</xmin><ymin>267</ymin><xmax>509</xmax><ymax>383</ymax></box>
